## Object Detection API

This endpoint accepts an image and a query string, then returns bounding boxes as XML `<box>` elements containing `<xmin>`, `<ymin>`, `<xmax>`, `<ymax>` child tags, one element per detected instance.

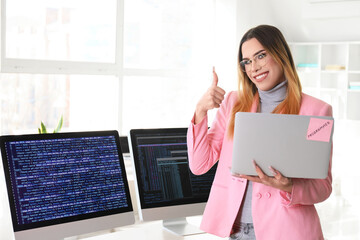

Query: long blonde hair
<box><xmin>228</xmin><ymin>25</ymin><xmax>302</xmax><ymax>138</ymax></box>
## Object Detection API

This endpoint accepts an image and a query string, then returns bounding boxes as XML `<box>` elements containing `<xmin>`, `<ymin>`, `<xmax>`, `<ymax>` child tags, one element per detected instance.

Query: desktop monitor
<box><xmin>0</xmin><ymin>130</ymin><xmax>135</xmax><ymax>240</ymax></box>
<box><xmin>128</xmin><ymin>128</ymin><xmax>217</xmax><ymax>236</ymax></box>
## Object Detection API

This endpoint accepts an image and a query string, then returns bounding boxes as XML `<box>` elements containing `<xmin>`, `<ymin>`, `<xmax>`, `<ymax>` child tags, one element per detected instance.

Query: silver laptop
<box><xmin>231</xmin><ymin>112</ymin><xmax>334</xmax><ymax>179</ymax></box>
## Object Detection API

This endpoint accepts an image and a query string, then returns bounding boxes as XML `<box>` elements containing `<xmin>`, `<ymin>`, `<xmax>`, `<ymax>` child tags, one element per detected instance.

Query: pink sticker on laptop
<box><xmin>307</xmin><ymin>118</ymin><xmax>334</xmax><ymax>142</ymax></box>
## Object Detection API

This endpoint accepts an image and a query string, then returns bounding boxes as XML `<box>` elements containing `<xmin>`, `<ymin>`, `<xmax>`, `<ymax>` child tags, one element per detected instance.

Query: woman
<box><xmin>187</xmin><ymin>25</ymin><xmax>332</xmax><ymax>240</ymax></box>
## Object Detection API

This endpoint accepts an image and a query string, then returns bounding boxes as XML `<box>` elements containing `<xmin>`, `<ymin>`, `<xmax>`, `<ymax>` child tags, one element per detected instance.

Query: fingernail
<box><xmin>269</xmin><ymin>166</ymin><xmax>276</xmax><ymax>174</ymax></box>
<box><xmin>252</xmin><ymin>159</ymin><xmax>257</xmax><ymax>167</ymax></box>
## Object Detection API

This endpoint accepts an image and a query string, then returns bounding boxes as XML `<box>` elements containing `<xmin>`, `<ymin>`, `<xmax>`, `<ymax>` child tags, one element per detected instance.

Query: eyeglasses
<box><xmin>240</xmin><ymin>51</ymin><xmax>268</xmax><ymax>72</ymax></box>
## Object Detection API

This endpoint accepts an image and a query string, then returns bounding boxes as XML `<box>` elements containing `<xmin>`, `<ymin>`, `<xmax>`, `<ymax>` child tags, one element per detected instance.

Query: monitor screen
<box><xmin>0</xmin><ymin>131</ymin><xmax>134</xmax><ymax>240</ymax></box>
<box><xmin>128</xmin><ymin>128</ymin><xmax>217</xmax><ymax>236</ymax></box>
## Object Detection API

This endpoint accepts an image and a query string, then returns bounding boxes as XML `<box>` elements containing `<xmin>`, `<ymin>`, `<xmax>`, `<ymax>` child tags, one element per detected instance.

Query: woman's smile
<box><xmin>253</xmin><ymin>71</ymin><xmax>268</xmax><ymax>82</ymax></box>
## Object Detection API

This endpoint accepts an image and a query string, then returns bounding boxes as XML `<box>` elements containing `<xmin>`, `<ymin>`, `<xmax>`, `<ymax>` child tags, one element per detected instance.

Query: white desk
<box><xmin>0</xmin><ymin>213</ymin><xmax>223</xmax><ymax>240</ymax></box>
<box><xmin>81</xmin><ymin>217</ymin><xmax>223</xmax><ymax>240</ymax></box>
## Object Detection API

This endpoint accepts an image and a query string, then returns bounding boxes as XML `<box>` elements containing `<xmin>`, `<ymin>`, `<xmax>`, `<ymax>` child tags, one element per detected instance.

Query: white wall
<box><xmin>236</xmin><ymin>0</ymin><xmax>360</xmax><ymax>42</ymax></box>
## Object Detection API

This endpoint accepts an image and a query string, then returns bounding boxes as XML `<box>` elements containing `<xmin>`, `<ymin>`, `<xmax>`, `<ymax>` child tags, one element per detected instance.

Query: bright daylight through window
<box><xmin>0</xmin><ymin>0</ymin><xmax>215</xmax><ymax>136</ymax></box>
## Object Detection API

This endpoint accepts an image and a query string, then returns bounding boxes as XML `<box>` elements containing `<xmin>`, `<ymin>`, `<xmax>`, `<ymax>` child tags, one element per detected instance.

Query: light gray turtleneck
<box><xmin>259</xmin><ymin>80</ymin><xmax>288</xmax><ymax>113</ymax></box>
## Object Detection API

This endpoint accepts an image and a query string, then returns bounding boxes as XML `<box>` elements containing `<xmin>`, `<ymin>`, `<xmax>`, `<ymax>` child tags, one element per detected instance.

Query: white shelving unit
<box><xmin>289</xmin><ymin>42</ymin><xmax>360</xmax><ymax>120</ymax></box>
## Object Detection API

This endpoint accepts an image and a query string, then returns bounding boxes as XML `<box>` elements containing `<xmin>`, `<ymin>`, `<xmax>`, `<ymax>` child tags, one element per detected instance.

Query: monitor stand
<box><xmin>162</xmin><ymin>217</ymin><xmax>205</xmax><ymax>236</ymax></box>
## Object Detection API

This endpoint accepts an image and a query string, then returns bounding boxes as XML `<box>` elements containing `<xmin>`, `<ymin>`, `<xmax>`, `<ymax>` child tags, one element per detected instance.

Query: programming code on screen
<box><xmin>4</xmin><ymin>136</ymin><xmax>129</xmax><ymax>226</ymax></box>
<box><xmin>134</xmin><ymin>133</ymin><xmax>216</xmax><ymax>206</ymax></box>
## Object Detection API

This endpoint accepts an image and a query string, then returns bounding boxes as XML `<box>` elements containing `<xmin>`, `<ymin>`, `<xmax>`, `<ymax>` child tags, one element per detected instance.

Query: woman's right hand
<box><xmin>194</xmin><ymin>67</ymin><xmax>226</xmax><ymax>124</ymax></box>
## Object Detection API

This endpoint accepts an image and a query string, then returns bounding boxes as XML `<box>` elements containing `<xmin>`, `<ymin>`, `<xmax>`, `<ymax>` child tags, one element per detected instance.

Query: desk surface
<box><xmin>81</xmin><ymin>218</ymin><xmax>223</xmax><ymax>240</ymax></box>
<box><xmin>0</xmin><ymin>214</ymin><xmax>223</xmax><ymax>240</ymax></box>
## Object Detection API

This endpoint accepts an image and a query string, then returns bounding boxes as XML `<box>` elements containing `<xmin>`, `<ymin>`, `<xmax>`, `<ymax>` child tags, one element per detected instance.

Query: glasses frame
<box><xmin>240</xmin><ymin>51</ymin><xmax>268</xmax><ymax>72</ymax></box>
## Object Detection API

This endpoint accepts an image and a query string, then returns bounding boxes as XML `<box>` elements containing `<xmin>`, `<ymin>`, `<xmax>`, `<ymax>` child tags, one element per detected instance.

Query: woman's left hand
<box><xmin>233</xmin><ymin>160</ymin><xmax>293</xmax><ymax>193</ymax></box>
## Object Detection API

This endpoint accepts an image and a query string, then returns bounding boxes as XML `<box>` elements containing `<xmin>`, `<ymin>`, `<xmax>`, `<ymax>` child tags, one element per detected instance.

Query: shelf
<box><xmin>321</xmin><ymin>70</ymin><xmax>347</xmax><ymax>74</ymax></box>
<box><xmin>348</xmin><ymin>89</ymin><xmax>360</xmax><ymax>93</ymax></box>
<box><xmin>290</xmin><ymin>41</ymin><xmax>360</xmax><ymax>121</ymax></box>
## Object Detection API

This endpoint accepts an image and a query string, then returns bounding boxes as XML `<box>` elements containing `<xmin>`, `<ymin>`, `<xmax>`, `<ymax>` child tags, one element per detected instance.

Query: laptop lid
<box><xmin>231</xmin><ymin>112</ymin><xmax>334</xmax><ymax>179</ymax></box>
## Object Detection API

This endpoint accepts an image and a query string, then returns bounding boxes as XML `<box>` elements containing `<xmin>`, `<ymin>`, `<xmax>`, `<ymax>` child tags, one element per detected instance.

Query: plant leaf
<box><xmin>41</xmin><ymin>121</ymin><xmax>47</xmax><ymax>134</ymax></box>
<box><xmin>53</xmin><ymin>115</ymin><xmax>63</xmax><ymax>133</ymax></box>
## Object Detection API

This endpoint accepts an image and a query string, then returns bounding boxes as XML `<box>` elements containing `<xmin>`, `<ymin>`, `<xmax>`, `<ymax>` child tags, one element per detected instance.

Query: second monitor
<box><xmin>128</xmin><ymin>128</ymin><xmax>217</xmax><ymax>236</ymax></box>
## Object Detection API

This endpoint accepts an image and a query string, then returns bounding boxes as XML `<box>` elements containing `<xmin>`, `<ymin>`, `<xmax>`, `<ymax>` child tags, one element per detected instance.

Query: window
<box><xmin>121</xmin><ymin>0</ymin><xmax>216</xmax><ymax>134</ymax></box>
<box><xmin>122</xmin><ymin>76</ymin><xmax>198</xmax><ymax>131</ymax></box>
<box><xmin>1</xmin><ymin>0</ymin><xmax>217</xmax><ymax>135</ymax></box>
<box><xmin>123</xmin><ymin>0</ymin><xmax>214</xmax><ymax>70</ymax></box>
<box><xmin>0</xmin><ymin>74</ymin><xmax>119</xmax><ymax>135</ymax></box>
<box><xmin>1</xmin><ymin>0</ymin><xmax>121</xmax><ymax>134</ymax></box>
<box><xmin>5</xmin><ymin>0</ymin><xmax>117</xmax><ymax>62</ymax></box>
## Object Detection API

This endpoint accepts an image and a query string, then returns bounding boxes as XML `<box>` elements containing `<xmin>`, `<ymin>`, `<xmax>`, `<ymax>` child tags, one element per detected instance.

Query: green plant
<box><xmin>38</xmin><ymin>115</ymin><xmax>63</xmax><ymax>134</ymax></box>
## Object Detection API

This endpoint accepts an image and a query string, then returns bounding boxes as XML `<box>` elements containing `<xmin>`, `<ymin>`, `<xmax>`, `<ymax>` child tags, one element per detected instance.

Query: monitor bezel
<box><xmin>128</xmin><ymin>128</ymin><xmax>216</xmax><ymax>210</ymax></box>
<box><xmin>119</xmin><ymin>136</ymin><xmax>130</xmax><ymax>154</ymax></box>
<box><xmin>0</xmin><ymin>130</ymin><xmax>134</xmax><ymax>233</ymax></box>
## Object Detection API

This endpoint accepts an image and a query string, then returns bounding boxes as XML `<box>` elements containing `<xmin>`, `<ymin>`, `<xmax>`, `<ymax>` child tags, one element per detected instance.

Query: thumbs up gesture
<box><xmin>195</xmin><ymin>67</ymin><xmax>226</xmax><ymax>124</ymax></box>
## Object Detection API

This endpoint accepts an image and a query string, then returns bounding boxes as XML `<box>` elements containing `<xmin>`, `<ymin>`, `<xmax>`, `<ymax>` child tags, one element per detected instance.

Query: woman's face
<box><xmin>241</xmin><ymin>38</ymin><xmax>285</xmax><ymax>91</ymax></box>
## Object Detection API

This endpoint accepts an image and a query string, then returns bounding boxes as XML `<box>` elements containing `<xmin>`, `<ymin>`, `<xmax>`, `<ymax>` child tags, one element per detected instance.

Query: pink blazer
<box><xmin>187</xmin><ymin>91</ymin><xmax>333</xmax><ymax>240</ymax></box>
